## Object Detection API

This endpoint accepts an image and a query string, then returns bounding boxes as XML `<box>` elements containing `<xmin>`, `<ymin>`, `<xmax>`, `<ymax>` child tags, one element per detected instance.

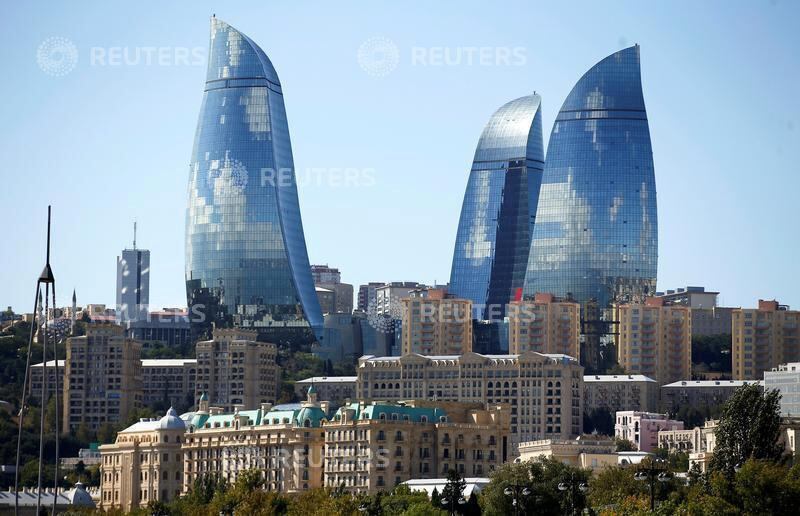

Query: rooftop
<box><xmin>584</xmin><ymin>374</ymin><xmax>656</xmax><ymax>383</ymax></box>
<box><xmin>662</xmin><ymin>380</ymin><xmax>763</xmax><ymax>388</ymax></box>
<box><xmin>296</xmin><ymin>376</ymin><xmax>358</xmax><ymax>384</ymax></box>
<box><xmin>141</xmin><ymin>358</ymin><xmax>197</xmax><ymax>367</ymax></box>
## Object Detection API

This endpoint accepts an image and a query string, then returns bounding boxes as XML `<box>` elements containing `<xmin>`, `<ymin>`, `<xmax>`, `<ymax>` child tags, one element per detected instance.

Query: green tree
<box><xmin>615</xmin><ymin>437</ymin><xmax>636</xmax><ymax>452</ymax></box>
<box><xmin>441</xmin><ymin>469</ymin><xmax>467</xmax><ymax>514</ymax></box>
<box><xmin>709</xmin><ymin>383</ymin><xmax>784</xmax><ymax>474</ymax></box>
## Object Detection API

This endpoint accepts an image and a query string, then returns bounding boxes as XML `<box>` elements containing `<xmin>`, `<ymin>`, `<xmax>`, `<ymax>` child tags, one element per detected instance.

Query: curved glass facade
<box><xmin>185</xmin><ymin>18</ymin><xmax>322</xmax><ymax>341</ymax></box>
<box><xmin>524</xmin><ymin>46</ymin><xmax>657</xmax><ymax>309</ymax></box>
<box><xmin>449</xmin><ymin>94</ymin><xmax>544</xmax><ymax>320</ymax></box>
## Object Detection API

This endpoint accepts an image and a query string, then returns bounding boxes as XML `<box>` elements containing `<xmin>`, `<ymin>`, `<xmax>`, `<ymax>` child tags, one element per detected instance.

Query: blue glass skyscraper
<box><xmin>185</xmin><ymin>17</ymin><xmax>322</xmax><ymax>342</ymax></box>
<box><xmin>449</xmin><ymin>94</ymin><xmax>544</xmax><ymax>320</ymax></box>
<box><xmin>524</xmin><ymin>45</ymin><xmax>657</xmax><ymax>311</ymax></box>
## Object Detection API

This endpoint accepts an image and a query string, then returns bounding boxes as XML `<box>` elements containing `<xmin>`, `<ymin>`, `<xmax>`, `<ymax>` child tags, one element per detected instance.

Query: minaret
<box><xmin>71</xmin><ymin>289</ymin><xmax>76</xmax><ymax>334</ymax></box>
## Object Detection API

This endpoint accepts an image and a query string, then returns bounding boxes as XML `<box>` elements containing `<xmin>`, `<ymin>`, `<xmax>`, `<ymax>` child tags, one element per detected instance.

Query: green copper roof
<box><xmin>333</xmin><ymin>403</ymin><xmax>447</xmax><ymax>423</ymax></box>
<box><xmin>190</xmin><ymin>406</ymin><xmax>328</xmax><ymax>430</ymax></box>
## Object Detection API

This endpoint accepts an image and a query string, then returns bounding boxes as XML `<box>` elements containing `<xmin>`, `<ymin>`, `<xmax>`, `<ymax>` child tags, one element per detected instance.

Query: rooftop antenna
<box><xmin>133</xmin><ymin>220</ymin><xmax>137</xmax><ymax>250</ymax></box>
<box><xmin>14</xmin><ymin>206</ymin><xmax>63</xmax><ymax>516</ymax></box>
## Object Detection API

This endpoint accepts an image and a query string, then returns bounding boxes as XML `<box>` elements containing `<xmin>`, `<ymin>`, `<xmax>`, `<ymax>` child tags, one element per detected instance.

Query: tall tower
<box><xmin>71</xmin><ymin>289</ymin><xmax>77</xmax><ymax>333</ymax></box>
<box><xmin>185</xmin><ymin>18</ymin><xmax>322</xmax><ymax>344</ymax></box>
<box><xmin>116</xmin><ymin>223</ymin><xmax>150</xmax><ymax>323</ymax></box>
<box><xmin>524</xmin><ymin>46</ymin><xmax>657</xmax><ymax>369</ymax></box>
<box><xmin>449</xmin><ymin>94</ymin><xmax>544</xmax><ymax>321</ymax></box>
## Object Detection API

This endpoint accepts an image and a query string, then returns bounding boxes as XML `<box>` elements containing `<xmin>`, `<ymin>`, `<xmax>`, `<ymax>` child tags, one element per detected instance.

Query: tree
<box><xmin>441</xmin><ymin>469</ymin><xmax>466</xmax><ymax>514</ymax></box>
<box><xmin>615</xmin><ymin>437</ymin><xmax>636</xmax><ymax>452</ymax></box>
<box><xmin>709</xmin><ymin>383</ymin><xmax>784</xmax><ymax>474</ymax></box>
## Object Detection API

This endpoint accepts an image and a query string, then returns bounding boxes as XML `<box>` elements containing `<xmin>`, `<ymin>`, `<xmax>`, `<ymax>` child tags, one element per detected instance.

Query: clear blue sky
<box><xmin>1</xmin><ymin>0</ymin><xmax>798</xmax><ymax>313</ymax></box>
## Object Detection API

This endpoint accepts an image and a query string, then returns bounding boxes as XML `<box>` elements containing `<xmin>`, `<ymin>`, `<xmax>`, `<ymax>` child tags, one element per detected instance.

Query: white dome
<box><xmin>159</xmin><ymin>407</ymin><xmax>186</xmax><ymax>430</ymax></box>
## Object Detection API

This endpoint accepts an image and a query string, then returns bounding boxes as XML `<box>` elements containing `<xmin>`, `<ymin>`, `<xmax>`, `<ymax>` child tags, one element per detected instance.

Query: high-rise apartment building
<box><xmin>614</xmin><ymin>298</ymin><xmax>692</xmax><ymax>385</ymax></box>
<box><xmin>507</xmin><ymin>293</ymin><xmax>581</xmax><ymax>359</ymax></box>
<box><xmin>449</xmin><ymin>94</ymin><xmax>544</xmax><ymax>321</ymax></box>
<box><xmin>99</xmin><ymin>408</ymin><xmax>186</xmax><ymax>511</ymax></box>
<box><xmin>400</xmin><ymin>288</ymin><xmax>472</xmax><ymax>355</ymax></box>
<box><xmin>194</xmin><ymin>328</ymin><xmax>280</xmax><ymax>411</ymax></box>
<box><xmin>63</xmin><ymin>324</ymin><xmax>143</xmax><ymax>431</ymax></box>
<box><xmin>311</xmin><ymin>265</ymin><xmax>354</xmax><ymax>314</ymax></box>
<box><xmin>311</xmin><ymin>265</ymin><xmax>341</xmax><ymax>285</ymax></box>
<box><xmin>324</xmin><ymin>401</ymin><xmax>510</xmax><ymax>493</ymax></box>
<box><xmin>733</xmin><ymin>300</ymin><xmax>800</xmax><ymax>380</ymax></box>
<box><xmin>524</xmin><ymin>46</ymin><xmax>658</xmax><ymax>369</ymax></box>
<box><xmin>655</xmin><ymin>286</ymin><xmax>733</xmax><ymax>337</ymax></box>
<box><xmin>116</xmin><ymin>230</ymin><xmax>150</xmax><ymax>323</ymax></box>
<box><xmin>358</xmin><ymin>282</ymin><xmax>384</xmax><ymax>313</ymax></box>
<box><xmin>185</xmin><ymin>17</ymin><xmax>322</xmax><ymax>343</ymax></box>
<box><xmin>375</xmin><ymin>282</ymin><xmax>423</xmax><ymax>317</ymax></box>
<box><xmin>357</xmin><ymin>351</ymin><xmax>583</xmax><ymax>447</ymax></box>
<box><xmin>141</xmin><ymin>359</ymin><xmax>197</xmax><ymax>410</ymax></box>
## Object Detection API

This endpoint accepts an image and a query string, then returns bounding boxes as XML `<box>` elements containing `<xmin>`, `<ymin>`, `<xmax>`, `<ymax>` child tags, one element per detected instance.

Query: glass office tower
<box><xmin>185</xmin><ymin>17</ymin><xmax>322</xmax><ymax>343</ymax></box>
<box><xmin>449</xmin><ymin>94</ymin><xmax>544</xmax><ymax>320</ymax></box>
<box><xmin>524</xmin><ymin>46</ymin><xmax>657</xmax><ymax>368</ymax></box>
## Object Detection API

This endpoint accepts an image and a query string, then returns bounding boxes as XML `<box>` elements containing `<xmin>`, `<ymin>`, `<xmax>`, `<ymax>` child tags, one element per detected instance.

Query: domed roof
<box><xmin>296</xmin><ymin>406</ymin><xmax>326</xmax><ymax>428</ymax></box>
<box><xmin>159</xmin><ymin>407</ymin><xmax>186</xmax><ymax>430</ymax></box>
<box><xmin>64</xmin><ymin>482</ymin><xmax>95</xmax><ymax>507</ymax></box>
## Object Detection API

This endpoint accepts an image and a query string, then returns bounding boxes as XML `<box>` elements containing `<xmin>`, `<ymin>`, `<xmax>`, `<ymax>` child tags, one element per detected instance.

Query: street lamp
<box><xmin>504</xmin><ymin>484</ymin><xmax>533</xmax><ymax>516</ymax></box>
<box><xmin>440</xmin><ymin>496</ymin><xmax>466</xmax><ymax>515</ymax></box>
<box><xmin>558</xmin><ymin>472</ymin><xmax>588</xmax><ymax>516</ymax></box>
<box><xmin>634</xmin><ymin>458</ymin><xmax>671</xmax><ymax>512</ymax></box>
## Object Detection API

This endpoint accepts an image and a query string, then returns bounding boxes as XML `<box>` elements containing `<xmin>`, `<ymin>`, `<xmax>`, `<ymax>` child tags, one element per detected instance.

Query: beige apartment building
<box><xmin>183</xmin><ymin>389</ymin><xmax>328</xmax><ymax>493</ymax></box>
<box><xmin>28</xmin><ymin>359</ymin><xmax>64</xmax><ymax>400</ymax></box>
<box><xmin>401</xmin><ymin>289</ymin><xmax>472</xmax><ymax>355</ymax></box>
<box><xmin>614</xmin><ymin>298</ymin><xmax>692</xmax><ymax>385</ymax></box>
<box><xmin>507</xmin><ymin>294</ymin><xmax>581</xmax><ymax>360</ymax></box>
<box><xmin>63</xmin><ymin>324</ymin><xmax>143</xmax><ymax>431</ymax></box>
<box><xmin>517</xmin><ymin>436</ymin><xmax>617</xmax><ymax>471</ymax></box>
<box><xmin>732</xmin><ymin>300</ymin><xmax>800</xmax><ymax>380</ymax></box>
<box><xmin>583</xmin><ymin>374</ymin><xmax>658</xmax><ymax>416</ymax></box>
<box><xmin>357</xmin><ymin>351</ymin><xmax>583</xmax><ymax>447</ymax></box>
<box><xmin>141</xmin><ymin>359</ymin><xmax>197</xmax><ymax>409</ymax></box>
<box><xmin>195</xmin><ymin>328</ymin><xmax>280</xmax><ymax>411</ymax></box>
<box><xmin>323</xmin><ymin>400</ymin><xmax>510</xmax><ymax>494</ymax></box>
<box><xmin>98</xmin><ymin>407</ymin><xmax>186</xmax><ymax>511</ymax></box>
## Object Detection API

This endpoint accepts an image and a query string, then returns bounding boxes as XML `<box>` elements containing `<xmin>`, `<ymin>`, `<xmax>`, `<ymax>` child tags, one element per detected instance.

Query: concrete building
<box><xmin>615</xmin><ymin>411</ymin><xmax>684</xmax><ymax>452</ymax></box>
<box><xmin>614</xmin><ymin>298</ymin><xmax>692</xmax><ymax>385</ymax></box>
<box><xmin>584</xmin><ymin>375</ymin><xmax>658</xmax><ymax>416</ymax></box>
<box><xmin>517</xmin><ymin>436</ymin><xmax>617</xmax><ymax>471</ymax></box>
<box><xmin>141</xmin><ymin>359</ymin><xmax>197</xmax><ymax>410</ymax></box>
<box><xmin>655</xmin><ymin>286</ymin><xmax>718</xmax><ymax>309</ymax></box>
<box><xmin>99</xmin><ymin>408</ymin><xmax>186</xmax><ymax>511</ymax></box>
<box><xmin>375</xmin><ymin>282</ymin><xmax>423</xmax><ymax>317</ymax></box>
<box><xmin>311</xmin><ymin>264</ymin><xmax>342</xmax><ymax>285</ymax></box>
<box><xmin>660</xmin><ymin>379</ymin><xmax>761</xmax><ymax>415</ymax></box>
<box><xmin>691</xmin><ymin>307</ymin><xmax>734</xmax><ymax>337</ymax></box>
<box><xmin>358</xmin><ymin>282</ymin><xmax>385</xmax><ymax>313</ymax></box>
<box><xmin>294</xmin><ymin>376</ymin><xmax>357</xmax><ymax>407</ymax></box>
<box><xmin>323</xmin><ymin>400</ymin><xmax>510</xmax><ymax>493</ymax></box>
<box><xmin>357</xmin><ymin>351</ymin><xmax>583</xmax><ymax>448</ymax></box>
<box><xmin>194</xmin><ymin>329</ymin><xmax>280</xmax><ymax>412</ymax></box>
<box><xmin>507</xmin><ymin>294</ymin><xmax>581</xmax><ymax>360</ymax></box>
<box><xmin>315</xmin><ymin>286</ymin><xmax>337</xmax><ymax>315</ymax></box>
<box><xmin>63</xmin><ymin>324</ymin><xmax>143</xmax><ymax>431</ymax></box>
<box><xmin>183</xmin><ymin>388</ymin><xmax>328</xmax><ymax>493</ymax></box>
<box><xmin>116</xmin><ymin>230</ymin><xmax>150</xmax><ymax>323</ymax></box>
<box><xmin>657</xmin><ymin>423</ymin><xmax>716</xmax><ymax>454</ymax></box>
<box><xmin>732</xmin><ymin>300</ymin><xmax>800</xmax><ymax>380</ymax></box>
<box><xmin>29</xmin><ymin>359</ymin><xmax>65</xmax><ymax>400</ymax></box>
<box><xmin>764</xmin><ymin>362</ymin><xmax>800</xmax><ymax>416</ymax></box>
<box><xmin>401</xmin><ymin>288</ymin><xmax>472</xmax><ymax>356</ymax></box>
<box><xmin>122</xmin><ymin>310</ymin><xmax>192</xmax><ymax>351</ymax></box>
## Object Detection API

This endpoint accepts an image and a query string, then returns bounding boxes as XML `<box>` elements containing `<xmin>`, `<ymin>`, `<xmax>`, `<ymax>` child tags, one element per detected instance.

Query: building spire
<box><xmin>133</xmin><ymin>221</ymin><xmax>137</xmax><ymax>250</ymax></box>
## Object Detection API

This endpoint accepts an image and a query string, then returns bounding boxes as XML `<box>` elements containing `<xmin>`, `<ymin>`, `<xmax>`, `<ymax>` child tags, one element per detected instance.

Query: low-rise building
<box><xmin>517</xmin><ymin>436</ymin><xmax>617</xmax><ymax>471</ymax></box>
<box><xmin>194</xmin><ymin>328</ymin><xmax>280</xmax><ymax>411</ymax></box>
<box><xmin>660</xmin><ymin>380</ymin><xmax>761</xmax><ymax>415</ymax></box>
<box><xmin>98</xmin><ymin>408</ymin><xmax>186</xmax><ymax>511</ymax></box>
<box><xmin>294</xmin><ymin>376</ymin><xmax>357</xmax><ymax>407</ymax></box>
<box><xmin>615</xmin><ymin>411</ymin><xmax>683</xmax><ymax>452</ymax></box>
<box><xmin>583</xmin><ymin>375</ymin><xmax>658</xmax><ymax>416</ymax></box>
<box><xmin>323</xmin><ymin>400</ymin><xmax>509</xmax><ymax>494</ymax></box>
<box><xmin>657</xmin><ymin>424</ymin><xmax>714</xmax><ymax>454</ymax></box>
<box><xmin>357</xmin><ymin>351</ymin><xmax>584</xmax><ymax>448</ymax></box>
<box><xmin>507</xmin><ymin>294</ymin><xmax>581</xmax><ymax>360</ymax></box>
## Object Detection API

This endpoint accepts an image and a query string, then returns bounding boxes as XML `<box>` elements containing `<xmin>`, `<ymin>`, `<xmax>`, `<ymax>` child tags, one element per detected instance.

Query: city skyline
<box><xmin>2</xmin><ymin>1</ymin><xmax>799</xmax><ymax>313</ymax></box>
